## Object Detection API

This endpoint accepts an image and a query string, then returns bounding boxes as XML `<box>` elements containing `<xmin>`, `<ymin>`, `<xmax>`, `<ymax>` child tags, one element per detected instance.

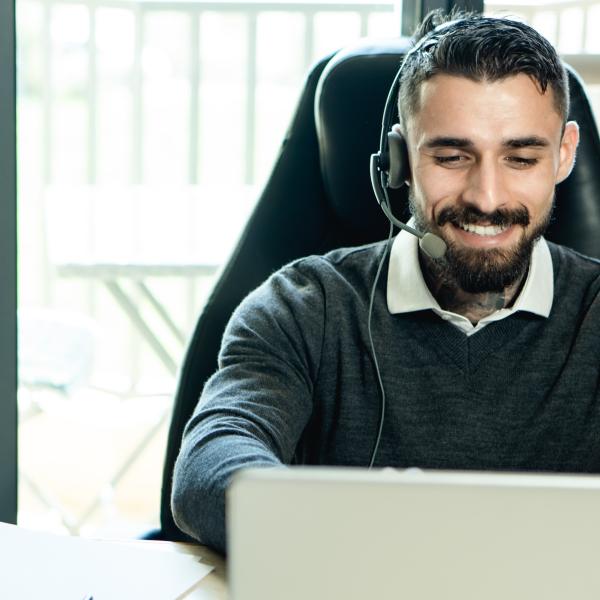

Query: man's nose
<box><xmin>462</xmin><ymin>159</ymin><xmax>506</xmax><ymax>214</ymax></box>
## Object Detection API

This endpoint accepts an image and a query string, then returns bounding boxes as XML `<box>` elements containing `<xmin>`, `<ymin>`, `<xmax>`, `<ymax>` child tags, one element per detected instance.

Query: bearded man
<box><xmin>171</xmin><ymin>12</ymin><xmax>600</xmax><ymax>554</ymax></box>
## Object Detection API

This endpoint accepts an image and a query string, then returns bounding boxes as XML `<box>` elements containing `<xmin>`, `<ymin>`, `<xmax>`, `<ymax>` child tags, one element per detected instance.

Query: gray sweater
<box><xmin>171</xmin><ymin>240</ymin><xmax>600</xmax><ymax>553</ymax></box>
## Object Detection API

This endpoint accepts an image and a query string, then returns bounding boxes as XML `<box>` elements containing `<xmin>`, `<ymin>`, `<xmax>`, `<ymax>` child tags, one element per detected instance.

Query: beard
<box><xmin>409</xmin><ymin>192</ymin><xmax>554</xmax><ymax>294</ymax></box>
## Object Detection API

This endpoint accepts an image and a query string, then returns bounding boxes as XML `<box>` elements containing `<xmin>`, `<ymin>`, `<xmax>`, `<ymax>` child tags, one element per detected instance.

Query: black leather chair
<box><xmin>153</xmin><ymin>39</ymin><xmax>600</xmax><ymax>542</ymax></box>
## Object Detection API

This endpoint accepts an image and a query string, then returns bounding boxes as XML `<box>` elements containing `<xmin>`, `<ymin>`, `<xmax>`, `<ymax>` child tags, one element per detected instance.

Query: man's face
<box><xmin>404</xmin><ymin>73</ymin><xmax>579</xmax><ymax>293</ymax></box>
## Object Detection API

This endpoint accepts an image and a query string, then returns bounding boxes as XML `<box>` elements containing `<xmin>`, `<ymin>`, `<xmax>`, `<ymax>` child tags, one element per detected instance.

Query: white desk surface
<box><xmin>145</xmin><ymin>540</ymin><xmax>227</xmax><ymax>599</ymax></box>
<box><xmin>1</xmin><ymin>522</ymin><xmax>228</xmax><ymax>599</ymax></box>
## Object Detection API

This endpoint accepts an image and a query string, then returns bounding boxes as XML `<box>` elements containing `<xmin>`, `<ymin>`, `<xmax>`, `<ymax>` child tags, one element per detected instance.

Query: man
<box><xmin>171</xmin><ymin>12</ymin><xmax>600</xmax><ymax>554</ymax></box>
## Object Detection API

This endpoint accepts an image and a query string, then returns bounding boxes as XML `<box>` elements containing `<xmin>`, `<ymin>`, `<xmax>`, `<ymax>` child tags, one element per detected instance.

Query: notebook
<box><xmin>227</xmin><ymin>467</ymin><xmax>600</xmax><ymax>600</ymax></box>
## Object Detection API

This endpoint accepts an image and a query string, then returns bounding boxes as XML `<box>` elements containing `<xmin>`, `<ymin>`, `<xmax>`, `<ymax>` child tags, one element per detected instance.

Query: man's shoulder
<box><xmin>238</xmin><ymin>240</ymin><xmax>388</xmax><ymax>314</ymax></box>
<box><xmin>285</xmin><ymin>240</ymin><xmax>388</xmax><ymax>278</ymax></box>
<box><xmin>228</xmin><ymin>241</ymin><xmax>388</xmax><ymax>337</ymax></box>
<box><xmin>270</xmin><ymin>240</ymin><xmax>389</xmax><ymax>298</ymax></box>
<box><xmin>548</xmin><ymin>240</ymin><xmax>600</xmax><ymax>280</ymax></box>
<box><xmin>547</xmin><ymin>241</ymin><xmax>600</xmax><ymax>308</ymax></box>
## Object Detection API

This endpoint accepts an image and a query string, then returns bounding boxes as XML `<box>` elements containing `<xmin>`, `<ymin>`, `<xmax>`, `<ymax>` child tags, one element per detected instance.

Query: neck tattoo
<box><xmin>420</xmin><ymin>254</ymin><xmax>528</xmax><ymax>325</ymax></box>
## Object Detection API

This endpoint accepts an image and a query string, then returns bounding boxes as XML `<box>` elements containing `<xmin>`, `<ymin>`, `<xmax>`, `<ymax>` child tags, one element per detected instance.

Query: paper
<box><xmin>0</xmin><ymin>522</ymin><xmax>213</xmax><ymax>599</ymax></box>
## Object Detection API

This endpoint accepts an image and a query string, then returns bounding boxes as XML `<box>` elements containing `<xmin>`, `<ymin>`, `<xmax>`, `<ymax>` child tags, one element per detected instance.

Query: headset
<box><xmin>366</xmin><ymin>22</ymin><xmax>458</xmax><ymax>467</ymax></box>
<box><xmin>369</xmin><ymin>23</ymin><xmax>465</xmax><ymax>260</ymax></box>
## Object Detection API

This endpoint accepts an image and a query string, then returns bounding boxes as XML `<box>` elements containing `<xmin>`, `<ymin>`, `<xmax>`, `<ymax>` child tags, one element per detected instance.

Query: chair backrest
<box><xmin>158</xmin><ymin>39</ymin><xmax>600</xmax><ymax>541</ymax></box>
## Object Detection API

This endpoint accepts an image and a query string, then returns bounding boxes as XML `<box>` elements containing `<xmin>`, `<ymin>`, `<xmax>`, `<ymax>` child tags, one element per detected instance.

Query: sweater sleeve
<box><xmin>171</xmin><ymin>260</ymin><xmax>325</xmax><ymax>553</ymax></box>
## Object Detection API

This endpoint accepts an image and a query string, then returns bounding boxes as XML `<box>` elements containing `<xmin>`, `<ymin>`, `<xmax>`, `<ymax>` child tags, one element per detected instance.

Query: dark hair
<box><xmin>398</xmin><ymin>11</ymin><xmax>570</xmax><ymax>130</ymax></box>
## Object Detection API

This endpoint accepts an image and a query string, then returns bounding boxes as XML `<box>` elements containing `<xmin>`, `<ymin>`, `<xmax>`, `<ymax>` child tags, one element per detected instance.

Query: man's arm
<box><xmin>171</xmin><ymin>261</ymin><xmax>324</xmax><ymax>552</ymax></box>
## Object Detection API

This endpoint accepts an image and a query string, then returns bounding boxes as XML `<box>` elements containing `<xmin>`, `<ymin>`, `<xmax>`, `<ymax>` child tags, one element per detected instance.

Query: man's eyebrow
<box><xmin>423</xmin><ymin>137</ymin><xmax>473</xmax><ymax>149</ymax></box>
<box><xmin>503</xmin><ymin>136</ymin><xmax>550</xmax><ymax>149</ymax></box>
<box><xmin>422</xmin><ymin>136</ymin><xmax>551</xmax><ymax>150</ymax></box>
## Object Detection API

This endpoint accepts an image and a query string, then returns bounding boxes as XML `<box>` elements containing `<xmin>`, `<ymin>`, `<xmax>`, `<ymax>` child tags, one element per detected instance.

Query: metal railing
<box><xmin>17</xmin><ymin>0</ymin><xmax>399</xmax><ymax>370</ymax></box>
<box><xmin>16</xmin><ymin>0</ymin><xmax>399</xmax><ymax>534</ymax></box>
<box><xmin>18</xmin><ymin>0</ymin><xmax>600</xmax><ymax>194</ymax></box>
<box><xmin>19</xmin><ymin>0</ymin><xmax>397</xmax><ymax>189</ymax></box>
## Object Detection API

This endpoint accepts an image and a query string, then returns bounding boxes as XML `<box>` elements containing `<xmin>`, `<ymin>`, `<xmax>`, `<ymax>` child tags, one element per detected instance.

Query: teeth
<box><xmin>459</xmin><ymin>223</ymin><xmax>508</xmax><ymax>236</ymax></box>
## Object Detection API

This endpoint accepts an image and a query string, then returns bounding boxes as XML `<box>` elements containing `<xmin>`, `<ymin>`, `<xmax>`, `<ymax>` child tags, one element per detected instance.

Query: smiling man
<box><xmin>396</xmin><ymin>24</ymin><xmax>580</xmax><ymax>326</ymax></box>
<box><xmin>172</xmin><ymin>13</ymin><xmax>600</xmax><ymax>554</ymax></box>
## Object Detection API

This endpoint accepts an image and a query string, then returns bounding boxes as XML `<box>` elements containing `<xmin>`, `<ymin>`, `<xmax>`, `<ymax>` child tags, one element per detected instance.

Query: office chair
<box><xmin>152</xmin><ymin>39</ymin><xmax>600</xmax><ymax>542</ymax></box>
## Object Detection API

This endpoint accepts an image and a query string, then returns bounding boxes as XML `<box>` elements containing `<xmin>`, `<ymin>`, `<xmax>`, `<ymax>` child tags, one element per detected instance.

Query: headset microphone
<box><xmin>369</xmin><ymin>154</ymin><xmax>446</xmax><ymax>259</ymax></box>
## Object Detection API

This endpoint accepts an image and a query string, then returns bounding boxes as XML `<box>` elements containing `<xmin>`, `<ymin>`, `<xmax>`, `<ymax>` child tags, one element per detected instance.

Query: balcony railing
<box><xmin>17</xmin><ymin>0</ymin><xmax>400</xmax><ymax>373</ymax></box>
<box><xmin>16</xmin><ymin>0</ymin><xmax>400</xmax><ymax>536</ymax></box>
<box><xmin>17</xmin><ymin>0</ymin><xmax>398</xmax><ymax>189</ymax></box>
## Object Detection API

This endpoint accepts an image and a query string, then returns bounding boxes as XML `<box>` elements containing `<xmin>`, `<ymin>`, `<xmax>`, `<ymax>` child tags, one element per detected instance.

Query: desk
<box><xmin>148</xmin><ymin>540</ymin><xmax>227</xmax><ymax>599</ymax></box>
<box><xmin>2</xmin><ymin>522</ymin><xmax>228</xmax><ymax>599</ymax></box>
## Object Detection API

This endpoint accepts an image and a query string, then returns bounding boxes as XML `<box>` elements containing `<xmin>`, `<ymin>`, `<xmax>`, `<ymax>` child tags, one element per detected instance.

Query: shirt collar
<box><xmin>387</xmin><ymin>222</ymin><xmax>554</xmax><ymax>319</ymax></box>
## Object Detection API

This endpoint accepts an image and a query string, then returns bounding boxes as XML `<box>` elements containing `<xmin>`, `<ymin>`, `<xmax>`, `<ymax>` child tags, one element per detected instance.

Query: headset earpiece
<box><xmin>387</xmin><ymin>128</ymin><xmax>409</xmax><ymax>189</ymax></box>
<box><xmin>373</xmin><ymin>20</ymin><xmax>462</xmax><ymax>199</ymax></box>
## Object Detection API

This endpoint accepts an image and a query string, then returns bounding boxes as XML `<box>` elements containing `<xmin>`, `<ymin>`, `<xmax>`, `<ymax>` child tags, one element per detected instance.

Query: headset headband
<box><xmin>377</xmin><ymin>20</ymin><xmax>460</xmax><ymax>165</ymax></box>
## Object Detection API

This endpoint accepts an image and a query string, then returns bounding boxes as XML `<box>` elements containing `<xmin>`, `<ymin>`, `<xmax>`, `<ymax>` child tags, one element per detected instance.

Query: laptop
<box><xmin>227</xmin><ymin>467</ymin><xmax>600</xmax><ymax>599</ymax></box>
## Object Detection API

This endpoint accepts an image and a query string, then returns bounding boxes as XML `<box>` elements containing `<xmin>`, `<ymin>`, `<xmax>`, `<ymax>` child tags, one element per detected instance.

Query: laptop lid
<box><xmin>227</xmin><ymin>467</ymin><xmax>600</xmax><ymax>600</ymax></box>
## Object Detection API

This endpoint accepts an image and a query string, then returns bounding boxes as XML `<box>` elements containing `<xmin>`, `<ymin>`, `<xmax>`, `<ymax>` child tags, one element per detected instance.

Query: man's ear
<box><xmin>556</xmin><ymin>121</ymin><xmax>580</xmax><ymax>184</ymax></box>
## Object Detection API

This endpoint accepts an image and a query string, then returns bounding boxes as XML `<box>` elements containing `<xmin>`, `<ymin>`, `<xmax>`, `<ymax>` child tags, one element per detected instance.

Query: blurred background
<box><xmin>15</xmin><ymin>0</ymin><xmax>600</xmax><ymax>538</ymax></box>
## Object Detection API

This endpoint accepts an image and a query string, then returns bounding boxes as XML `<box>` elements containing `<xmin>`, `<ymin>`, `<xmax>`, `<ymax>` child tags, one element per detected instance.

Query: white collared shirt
<box><xmin>386</xmin><ymin>224</ymin><xmax>554</xmax><ymax>336</ymax></box>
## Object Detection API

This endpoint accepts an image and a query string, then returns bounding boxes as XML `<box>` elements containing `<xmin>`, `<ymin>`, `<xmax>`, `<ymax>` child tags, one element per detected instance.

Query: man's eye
<box><xmin>434</xmin><ymin>155</ymin><xmax>466</xmax><ymax>165</ymax></box>
<box><xmin>507</xmin><ymin>156</ymin><xmax>538</xmax><ymax>168</ymax></box>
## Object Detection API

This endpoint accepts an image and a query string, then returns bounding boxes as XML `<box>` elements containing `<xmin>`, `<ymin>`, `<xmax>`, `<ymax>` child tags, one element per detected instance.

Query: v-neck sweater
<box><xmin>172</xmin><ymin>240</ymin><xmax>600</xmax><ymax>552</ymax></box>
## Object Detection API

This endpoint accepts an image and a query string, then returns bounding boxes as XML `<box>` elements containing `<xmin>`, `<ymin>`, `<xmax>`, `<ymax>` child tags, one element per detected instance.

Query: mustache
<box><xmin>437</xmin><ymin>205</ymin><xmax>530</xmax><ymax>228</ymax></box>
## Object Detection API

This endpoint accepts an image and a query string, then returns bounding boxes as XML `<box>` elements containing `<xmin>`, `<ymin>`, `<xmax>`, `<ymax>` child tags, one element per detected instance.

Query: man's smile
<box><xmin>457</xmin><ymin>222</ymin><xmax>510</xmax><ymax>236</ymax></box>
<box><xmin>445</xmin><ymin>221</ymin><xmax>522</xmax><ymax>249</ymax></box>
<box><xmin>431</xmin><ymin>203</ymin><xmax>530</xmax><ymax>251</ymax></box>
